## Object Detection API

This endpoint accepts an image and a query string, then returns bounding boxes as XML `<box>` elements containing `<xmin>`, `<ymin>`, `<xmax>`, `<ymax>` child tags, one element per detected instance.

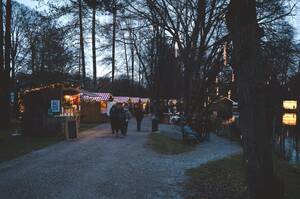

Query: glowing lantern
<box><xmin>283</xmin><ymin>100</ymin><xmax>297</xmax><ymax>110</ymax></box>
<box><xmin>282</xmin><ymin>113</ymin><xmax>297</xmax><ymax>126</ymax></box>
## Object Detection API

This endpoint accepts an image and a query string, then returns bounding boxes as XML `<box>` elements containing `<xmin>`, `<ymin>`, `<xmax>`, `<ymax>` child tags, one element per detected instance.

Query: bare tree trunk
<box><xmin>184</xmin><ymin>61</ymin><xmax>191</xmax><ymax>119</ymax></box>
<box><xmin>92</xmin><ymin>6</ymin><xmax>97</xmax><ymax>89</ymax></box>
<box><xmin>226</xmin><ymin>1</ymin><xmax>284</xmax><ymax>198</ymax></box>
<box><xmin>30</xmin><ymin>41</ymin><xmax>35</xmax><ymax>73</ymax></box>
<box><xmin>79</xmin><ymin>0</ymin><xmax>86</xmax><ymax>87</ymax></box>
<box><xmin>131</xmin><ymin>44</ymin><xmax>134</xmax><ymax>84</ymax></box>
<box><xmin>138</xmin><ymin>59</ymin><xmax>141</xmax><ymax>86</ymax></box>
<box><xmin>0</xmin><ymin>0</ymin><xmax>3</xmax><ymax>71</ymax></box>
<box><xmin>11</xmin><ymin>33</ymin><xmax>18</xmax><ymax>117</ymax></box>
<box><xmin>129</xmin><ymin>27</ymin><xmax>135</xmax><ymax>87</ymax></box>
<box><xmin>122</xmin><ymin>31</ymin><xmax>129</xmax><ymax>80</ymax></box>
<box><xmin>111</xmin><ymin>7</ymin><xmax>116</xmax><ymax>83</ymax></box>
<box><xmin>0</xmin><ymin>0</ymin><xmax>12</xmax><ymax>127</ymax></box>
<box><xmin>0</xmin><ymin>0</ymin><xmax>6</xmax><ymax>127</ymax></box>
<box><xmin>11</xmin><ymin>36</ymin><xmax>17</xmax><ymax>81</ymax></box>
<box><xmin>5</xmin><ymin>0</ymin><xmax>11</xmax><ymax>77</ymax></box>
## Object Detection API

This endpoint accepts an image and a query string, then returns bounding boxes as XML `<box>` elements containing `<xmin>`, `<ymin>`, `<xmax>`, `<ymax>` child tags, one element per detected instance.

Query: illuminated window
<box><xmin>282</xmin><ymin>113</ymin><xmax>297</xmax><ymax>126</ymax></box>
<box><xmin>100</xmin><ymin>101</ymin><xmax>107</xmax><ymax>114</ymax></box>
<box><xmin>283</xmin><ymin>100</ymin><xmax>297</xmax><ymax>110</ymax></box>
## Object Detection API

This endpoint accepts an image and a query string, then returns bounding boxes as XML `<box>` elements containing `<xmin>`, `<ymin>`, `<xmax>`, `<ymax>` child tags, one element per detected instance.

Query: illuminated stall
<box><xmin>80</xmin><ymin>92</ymin><xmax>112</xmax><ymax>123</ymax></box>
<box><xmin>282</xmin><ymin>100</ymin><xmax>298</xmax><ymax>126</ymax></box>
<box><xmin>114</xmin><ymin>96</ymin><xmax>150</xmax><ymax>112</ymax></box>
<box><xmin>22</xmin><ymin>83</ymin><xmax>80</xmax><ymax>137</ymax></box>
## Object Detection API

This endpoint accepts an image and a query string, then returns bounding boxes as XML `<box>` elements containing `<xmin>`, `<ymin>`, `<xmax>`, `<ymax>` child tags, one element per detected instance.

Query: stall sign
<box><xmin>282</xmin><ymin>113</ymin><xmax>297</xmax><ymax>126</ymax></box>
<box><xmin>51</xmin><ymin>100</ymin><xmax>60</xmax><ymax>113</ymax></box>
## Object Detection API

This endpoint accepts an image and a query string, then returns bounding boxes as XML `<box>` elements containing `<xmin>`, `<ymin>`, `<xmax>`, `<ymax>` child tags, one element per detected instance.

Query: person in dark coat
<box><xmin>109</xmin><ymin>104</ymin><xmax>118</xmax><ymax>134</ymax></box>
<box><xmin>134</xmin><ymin>103</ymin><xmax>144</xmax><ymax>132</ymax></box>
<box><xmin>116</xmin><ymin>104</ymin><xmax>127</xmax><ymax>137</ymax></box>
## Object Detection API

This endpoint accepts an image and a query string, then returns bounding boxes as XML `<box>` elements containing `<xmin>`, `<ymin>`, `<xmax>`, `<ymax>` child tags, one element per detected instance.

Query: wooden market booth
<box><xmin>80</xmin><ymin>92</ymin><xmax>151</xmax><ymax>122</ymax></box>
<box><xmin>22</xmin><ymin>83</ymin><xmax>81</xmax><ymax>138</ymax></box>
<box><xmin>80</xmin><ymin>92</ymin><xmax>112</xmax><ymax>123</ymax></box>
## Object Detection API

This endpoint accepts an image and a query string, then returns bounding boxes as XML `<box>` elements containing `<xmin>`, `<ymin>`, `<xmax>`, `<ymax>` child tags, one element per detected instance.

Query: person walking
<box><xmin>134</xmin><ymin>102</ymin><xmax>144</xmax><ymax>132</ymax></box>
<box><xmin>123</xmin><ymin>103</ymin><xmax>131</xmax><ymax>135</ymax></box>
<box><xmin>115</xmin><ymin>103</ymin><xmax>129</xmax><ymax>138</ymax></box>
<box><xmin>109</xmin><ymin>104</ymin><xmax>118</xmax><ymax>134</ymax></box>
<box><xmin>113</xmin><ymin>103</ymin><xmax>124</xmax><ymax>138</ymax></box>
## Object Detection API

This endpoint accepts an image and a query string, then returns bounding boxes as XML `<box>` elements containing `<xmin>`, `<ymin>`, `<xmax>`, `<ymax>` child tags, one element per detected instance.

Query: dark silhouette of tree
<box><xmin>0</xmin><ymin>0</ymin><xmax>12</xmax><ymax>127</ymax></box>
<box><xmin>0</xmin><ymin>0</ymin><xmax>3</xmax><ymax>74</ymax></box>
<box><xmin>84</xmin><ymin>0</ymin><xmax>107</xmax><ymax>89</ymax></box>
<box><xmin>0</xmin><ymin>0</ymin><xmax>7</xmax><ymax>127</ymax></box>
<box><xmin>226</xmin><ymin>0</ymin><xmax>284</xmax><ymax>198</ymax></box>
<box><xmin>41</xmin><ymin>0</ymin><xmax>90</xmax><ymax>86</ymax></box>
<box><xmin>78</xmin><ymin>0</ymin><xmax>87</xmax><ymax>87</ymax></box>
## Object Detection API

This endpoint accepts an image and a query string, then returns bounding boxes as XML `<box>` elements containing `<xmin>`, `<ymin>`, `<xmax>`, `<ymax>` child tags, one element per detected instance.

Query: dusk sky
<box><xmin>17</xmin><ymin>0</ymin><xmax>300</xmax><ymax>39</ymax></box>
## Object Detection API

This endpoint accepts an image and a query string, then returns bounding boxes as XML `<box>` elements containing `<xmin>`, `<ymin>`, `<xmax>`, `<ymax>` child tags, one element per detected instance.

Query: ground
<box><xmin>0</xmin><ymin>117</ymin><xmax>241</xmax><ymax>199</ymax></box>
<box><xmin>184</xmin><ymin>155</ymin><xmax>300</xmax><ymax>199</ymax></box>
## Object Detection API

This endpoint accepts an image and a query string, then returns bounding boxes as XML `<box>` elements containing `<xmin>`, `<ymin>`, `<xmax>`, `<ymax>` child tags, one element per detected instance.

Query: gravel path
<box><xmin>0</xmin><ymin>117</ymin><xmax>241</xmax><ymax>199</ymax></box>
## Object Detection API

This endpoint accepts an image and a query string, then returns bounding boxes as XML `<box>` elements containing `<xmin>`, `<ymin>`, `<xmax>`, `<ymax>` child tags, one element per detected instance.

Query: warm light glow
<box><xmin>228</xmin><ymin>90</ymin><xmax>231</xmax><ymax>99</ymax></box>
<box><xmin>283</xmin><ymin>100</ymin><xmax>297</xmax><ymax>110</ymax></box>
<box><xmin>222</xmin><ymin>116</ymin><xmax>236</xmax><ymax>125</ymax></box>
<box><xmin>64</xmin><ymin>95</ymin><xmax>71</xmax><ymax>100</ymax></box>
<box><xmin>282</xmin><ymin>113</ymin><xmax>297</xmax><ymax>126</ymax></box>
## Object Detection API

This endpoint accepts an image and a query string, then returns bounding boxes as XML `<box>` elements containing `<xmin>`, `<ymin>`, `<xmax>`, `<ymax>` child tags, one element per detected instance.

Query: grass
<box><xmin>146</xmin><ymin>132</ymin><xmax>195</xmax><ymax>155</ymax></box>
<box><xmin>184</xmin><ymin>155</ymin><xmax>300</xmax><ymax>199</ymax></box>
<box><xmin>0</xmin><ymin>121</ymin><xmax>64</xmax><ymax>163</ymax></box>
<box><xmin>0</xmin><ymin>121</ymin><xmax>102</xmax><ymax>163</ymax></box>
<box><xmin>274</xmin><ymin>156</ymin><xmax>300</xmax><ymax>199</ymax></box>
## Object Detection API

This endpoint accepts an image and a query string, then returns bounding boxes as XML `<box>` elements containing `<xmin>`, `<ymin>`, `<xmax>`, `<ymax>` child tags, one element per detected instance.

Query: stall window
<box><xmin>100</xmin><ymin>101</ymin><xmax>107</xmax><ymax>114</ymax></box>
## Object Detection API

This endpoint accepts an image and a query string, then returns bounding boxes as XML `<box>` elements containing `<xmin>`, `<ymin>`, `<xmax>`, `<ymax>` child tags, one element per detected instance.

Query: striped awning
<box><xmin>114</xmin><ymin>96</ymin><xmax>129</xmax><ymax>103</ymax></box>
<box><xmin>112</xmin><ymin>96</ymin><xmax>150</xmax><ymax>104</ymax></box>
<box><xmin>81</xmin><ymin>92</ymin><xmax>111</xmax><ymax>102</ymax></box>
<box><xmin>80</xmin><ymin>90</ymin><xmax>150</xmax><ymax>104</ymax></box>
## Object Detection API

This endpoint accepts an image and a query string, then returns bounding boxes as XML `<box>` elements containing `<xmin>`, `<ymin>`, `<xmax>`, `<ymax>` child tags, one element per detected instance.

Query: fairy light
<box><xmin>23</xmin><ymin>83</ymin><xmax>80</xmax><ymax>95</ymax></box>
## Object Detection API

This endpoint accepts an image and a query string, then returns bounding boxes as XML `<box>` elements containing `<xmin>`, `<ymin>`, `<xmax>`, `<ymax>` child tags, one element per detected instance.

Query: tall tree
<box><xmin>84</xmin><ymin>0</ymin><xmax>104</xmax><ymax>89</ymax></box>
<box><xmin>226</xmin><ymin>0</ymin><xmax>284</xmax><ymax>198</ymax></box>
<box><xmin>0</xmin><ymin>0</ymin><xmax>12</xmax><ymax>127</ymax></box>
<box><xmin>127</xmin><ymin>0</ymin><xmax>227</xmax><ymax>121</ymax></box>
<box><xmin>121</xmin><ymin>29</ymin><xmax>129</xmax><ymax>79</ymax></box>
<box><xmin>0</xmin><ymin>0</ymin><xmax>6</xmax><ymax>127</ymax></box>
<box><xmin>91</xmin><ymin>4</ymin><xmax>97</xmax><ymax>88</ymax></box>
<box><xmin>79</xmin><ymin>0</ymin><xmax>86</xmax><ymax>87</ymax></box>
<box><xmin>0</xmin><ymin>0</ymin><xmax>3</xmax><ymax>72</ymax></box>
<box><xmin>111</xmin><ymin>0</ymin><xmax>117</xmax><ymax>83</ymax></box>
<box><xmin>130</xmin><ymin>29</ymin><xmax>134</xmax><ymax>84</ymax></box>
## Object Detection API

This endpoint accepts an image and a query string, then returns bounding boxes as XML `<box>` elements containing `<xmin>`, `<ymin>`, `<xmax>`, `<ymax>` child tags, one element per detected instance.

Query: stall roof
<box><xmin>80</xmin><ymin>90</ymin><xmax>150</xmax><ymax>103</ymax></box>
<box><xmin>114</xmin><ymin>97</ymin><xmax>150</xmax><ymax>103</ymax></box>
<box><xmin>114</xmin><ymin>96</ymin><xmax>129</xmax><ymax>103</ymax></box>
<box><xmin>81</xmin><ymin>92</ymin><xmax>112</xmax><ymax>102</ymax></box>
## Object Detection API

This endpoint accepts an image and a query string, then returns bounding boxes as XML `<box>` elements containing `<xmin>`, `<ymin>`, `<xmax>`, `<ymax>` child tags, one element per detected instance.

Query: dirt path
<box><xmin>0</xmin><ymin>118</ymin><xmax>241</xmax><ymax>199</ymax></box>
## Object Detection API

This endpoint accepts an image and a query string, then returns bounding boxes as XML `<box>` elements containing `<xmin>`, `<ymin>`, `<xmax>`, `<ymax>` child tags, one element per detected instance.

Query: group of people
<box><xmin>108</xmin><ymin>102</ymin><xmax>145</xmax><ymax>138</ymax></box>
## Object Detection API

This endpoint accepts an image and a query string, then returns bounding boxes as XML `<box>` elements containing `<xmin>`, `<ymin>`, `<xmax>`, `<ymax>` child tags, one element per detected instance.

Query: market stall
<box><xmin>80</xmin><ymin>92</ymin><xmax>112</xmax><ymax>123</ymax></box>
<box><xmin>22</xmin><ymin>83</ymin><xmax>80</xmax><ymax>138</ymax></box>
